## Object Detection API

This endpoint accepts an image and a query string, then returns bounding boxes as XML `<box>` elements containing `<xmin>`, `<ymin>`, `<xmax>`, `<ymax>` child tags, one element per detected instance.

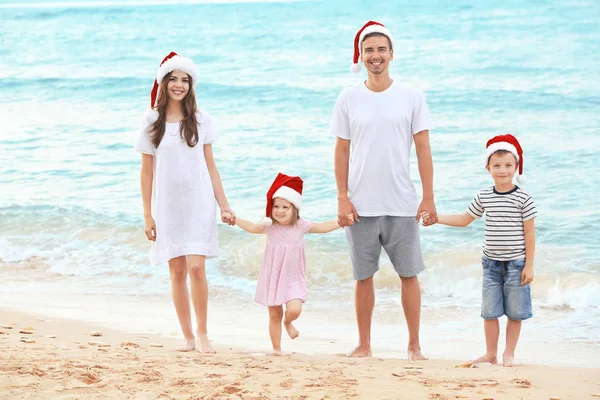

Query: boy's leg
<box><xmin>187</xmin><ymin>255</ymin><xmax>215</xmax><ymax>353</ymax></box>
<box><xmin>284</xmin><ymin>299</ymin><xmax>302</xmax><ymax>339</ymax></box>
<box><xmin>471</xmin><ymin>319</ymin><xmax>500</xmax><ymax>364</ymax></box>
<box><xmin>504</xmin><ymin>318</ymin><xmax>522</xmax><ymax>367</ymax></box>
<box><xmin>381</xmin><ymin>217</ymin><xmax>427</xmax><ymax>360</ymax></box>
<box><xmin>345</xmin><ymin>217</ymin><xmax>381</xmax><ymax>358</ymax></box>
<box><xmin>168</xmin><ymin>256</ymin><xmax>195</xmax><ymax>351</ymax></box>
<box><xmin>474</xmin><ymin>258</ymin><xmax>504</xmax><ymax>363</ymax></box>
<box><xmin>268</xmin><ymin>306</ymin><xmax>284</xmax><ymax>355</ymax></box>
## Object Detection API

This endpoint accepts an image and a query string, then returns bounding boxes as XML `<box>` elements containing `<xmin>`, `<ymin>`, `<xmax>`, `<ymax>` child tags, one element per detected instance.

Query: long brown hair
<box><xmin>150</xmin><ymin>72</ymin><xmax>199</xmax><ymax>148</ymax></box>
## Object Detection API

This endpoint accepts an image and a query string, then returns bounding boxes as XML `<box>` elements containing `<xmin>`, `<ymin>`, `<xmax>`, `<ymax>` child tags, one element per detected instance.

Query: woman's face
<box><xmin>166</xmin><ymin>70</ymin><xmax>190</xmax><ymax>103</ymax></box>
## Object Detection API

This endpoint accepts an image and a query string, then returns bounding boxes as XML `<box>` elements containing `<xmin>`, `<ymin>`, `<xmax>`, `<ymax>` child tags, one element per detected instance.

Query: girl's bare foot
<box><xmin>196</xmin><ymin>334</ymin><xmax>215</xmax><ymax>354</ymax></box>
<box><xmin>284</xmin><ymin>321</ymin><xmax>299</xmax><ymax>339</ymax></box>
<box><xmin>503</xmin><ymin>352</ymin><xmax>515</xmax><ymax>367</ymax></box>
<box><xmin>270</xmin><ymin>348</ymin><xmax>282</xmax><ymax>356</ymax></box>
<box><xmin>471</xmin><ymin>353</ymin><xmax>498</xmax><ymax>365</ymax></box>
<box><xmin>177</xmin><ymin>337</ymin><xmax>196</xmax><ymax>352</ymax></box>
<box><xmin>348</xmin><ymin>345</ymin><xmax>372</xmax><ymax>358</ymax></box>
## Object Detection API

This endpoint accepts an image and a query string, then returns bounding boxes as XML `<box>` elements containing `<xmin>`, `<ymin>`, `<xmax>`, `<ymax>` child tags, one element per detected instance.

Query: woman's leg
<box><xmin>168</xmin><ymin>256</ymin><xmax>195</xmax><ymax>351</ymax></box>
<box><xmin>283</xmin><ymin>299</ymin><xmax>302</xmax><ymax>339</ymax></box>
<box><xmin>187</xmin><ymin>255</ymin><xmax>215</xmax><ymax>353</ymax></box>
<box><xmin>268</xmin><ymin>306</ymin><xmax>284</xmax><ymax>355</ymax></box>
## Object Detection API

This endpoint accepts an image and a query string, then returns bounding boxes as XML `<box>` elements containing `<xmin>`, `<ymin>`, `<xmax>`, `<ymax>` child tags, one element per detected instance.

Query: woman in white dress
<box><xmin>135</xmin><ymin>52</ymin><xmax>235</xmax><ymax>353</ymax></box>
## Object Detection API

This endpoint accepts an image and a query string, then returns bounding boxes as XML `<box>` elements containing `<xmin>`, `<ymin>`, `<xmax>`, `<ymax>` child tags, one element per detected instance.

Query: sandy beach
<box><xmin>1</xmin><ymin>309</ymin><xmax>598</xmax><ymax>400</ymax></box>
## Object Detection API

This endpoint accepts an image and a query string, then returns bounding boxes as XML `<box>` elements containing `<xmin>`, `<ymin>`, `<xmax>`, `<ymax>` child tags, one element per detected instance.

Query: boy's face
<box><xmin>271</xmin><ymin>198</ymin><xmax>295</xmax><ymax>225</ymax></box>
<box><xmin>486</xmin><ymin>152</ymin><xmax>518</xmax><ymax>186</ymax></box>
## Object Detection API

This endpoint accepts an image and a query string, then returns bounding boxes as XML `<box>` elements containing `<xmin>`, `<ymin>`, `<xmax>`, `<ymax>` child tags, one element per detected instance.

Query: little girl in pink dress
<box><xmin>228</xmin><ymin>173</ymin><xmax>341</xmax><ymax>355</ymax></box>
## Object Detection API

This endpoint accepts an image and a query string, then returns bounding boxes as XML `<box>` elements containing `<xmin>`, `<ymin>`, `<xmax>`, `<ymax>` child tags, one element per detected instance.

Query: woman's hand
<box><xmin>144</xmin><ymin>216</ymin><xmax>156</xmax><ymax>241</ymax></box>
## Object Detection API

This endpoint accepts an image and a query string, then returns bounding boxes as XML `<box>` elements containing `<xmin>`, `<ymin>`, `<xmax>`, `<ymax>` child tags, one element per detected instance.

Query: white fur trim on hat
<box><xmin>157</xmin><ymin>55</ymin><xmax>198</xmax><ymax>85</ymax></box>
<box><xmin>485</xmin><ymin>142</ymin><xmax>519</xmax><ymax>165</ymax></box>
<box><xmin>272</xmin><ymin>186</ymin><xmax>302</xmax><ymax>210</ymax></box>
<box><xmin>359</xmin><ymin>25</ymin><xmax>395</xmax><ymax>52</ymax></box>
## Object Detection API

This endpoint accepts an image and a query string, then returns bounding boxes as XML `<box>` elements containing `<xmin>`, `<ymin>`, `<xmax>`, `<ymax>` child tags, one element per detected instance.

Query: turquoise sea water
<box><xmin>1</xmin><ymin>0</ymin><xmax>599</xmax><ymax>366</ymax></box>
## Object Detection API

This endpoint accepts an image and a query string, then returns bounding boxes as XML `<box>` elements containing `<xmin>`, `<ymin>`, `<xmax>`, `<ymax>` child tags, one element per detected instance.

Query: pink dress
<box><xmin>254</xmin><ymin>219</ymin><xmax>311</xmax><ymax>306</ymax></box>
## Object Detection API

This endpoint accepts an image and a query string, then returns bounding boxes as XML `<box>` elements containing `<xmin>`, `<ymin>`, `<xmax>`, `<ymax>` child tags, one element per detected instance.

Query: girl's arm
<box><xmin>308</xmin><ymin>220</ymin><xmax>341</xmax><ymax>234</ymax></box>
<box><xmin>140</xmin><ymin>154</ymin><xmax>156</xmax><ymax>241</ymax></box>
<box><xmin>204</xmin><ymin>144</ymin><xmax>235</xmax><ymax>224</ymax></box>
<box><xmin>521</xmin><ymin>218</ymin><xmax>535</xmax><ymax>285</ymax></box>
<box><xmin>235</xmin><ymin>218</ymin><xmax>265</xmax><ymax>234</ymax></box>
<box><xmin>436</xmin><ymin>212</ymin><xmax>475</xmax><ymax>227</ymax></box>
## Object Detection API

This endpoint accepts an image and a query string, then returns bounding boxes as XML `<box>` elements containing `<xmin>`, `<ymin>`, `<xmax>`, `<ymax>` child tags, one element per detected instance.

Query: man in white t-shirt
<box><xmin>330</xmin><ymin>21</ymin><xmax>438</xmax><ymax>360</ymax></box>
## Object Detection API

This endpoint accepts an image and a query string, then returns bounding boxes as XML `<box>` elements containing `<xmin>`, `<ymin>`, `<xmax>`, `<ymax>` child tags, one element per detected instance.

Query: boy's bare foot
<box><xmin>471</xmin><ymin>353</ymin><xmax>498</xmax><ymax>365</ymax></box>
<box><xmin>284</xmin><ymin>321</ymin><xmax>299</xmax><ymax>339</ymax></box>
<box><xmin>503</xmin><ymin>352</ymin><xmax>515</xmax><ymax>367</ymax></box>
<box><xmin>408</xmin><ymin>346</ymin><xmax>428</xmax><ymax>361</ymax></box>
<box><xmin>348</xmin><ymin>345</ymin><xmax>372</xmax><ymax>358</ymax></box>
<box><xmin>177</xmin><ymin>337</ymin><xmax>196</xmax><ymax>352</ymax></box>
<box><xmin>196</xmin><ymin>334</ymin><xmax>215</xmax><ymax>354</ymax></box>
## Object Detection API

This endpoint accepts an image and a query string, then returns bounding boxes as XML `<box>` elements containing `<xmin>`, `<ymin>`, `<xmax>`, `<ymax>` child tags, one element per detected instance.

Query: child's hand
<box><xmin>221</xmin><ymin>208</ymin><xmax>236</xmax><ymax>226</ymax></box>
<box><xmin>348</xmin><ymin>213</ymin><xmax>354</xmax><ymax>224</ymax></box>
<box><xmin>521</xmin><ymin>265</ymin><xmax>534</xmax><ymax>285</ymax></box>
<box><xmin>419</xmin><ymin>211</ymin><xmax>430</xmax><ymax>226</ymax></box>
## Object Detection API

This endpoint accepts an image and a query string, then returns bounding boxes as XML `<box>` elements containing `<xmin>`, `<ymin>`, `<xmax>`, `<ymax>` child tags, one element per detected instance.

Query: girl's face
<box><xmin>166</xmin><ymin>70</ymin><xmax>190</xmax><ymax>103</ymax></box>
<box><xmin>486</xmin><ymin>151</ymin><xmax>517</xmax><ymax>187</ymax></box>
<box><xmin>271</xmin><ymin>198</ymin><xmax>296</xmax><ymax>225</ymax></box>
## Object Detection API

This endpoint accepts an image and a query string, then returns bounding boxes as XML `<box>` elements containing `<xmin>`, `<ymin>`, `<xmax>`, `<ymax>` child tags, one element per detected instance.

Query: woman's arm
<box><xmin>204</xmin><ymin>144</ymin><xmax>235</xmax><ymax>224</ymax></box>
<box><xmin>140</xmin><ymin>154</ymin><xmax>156</xmax><ymax>240</ymax></box>
<box><xmin>308</xmin><ymin>220</ymin><xmax>341</xmax><ymax>234</ymax></box>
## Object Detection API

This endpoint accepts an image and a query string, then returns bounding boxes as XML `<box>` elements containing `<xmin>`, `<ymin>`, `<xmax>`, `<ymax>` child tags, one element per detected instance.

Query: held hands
<box><xmin>417</xmin><ymin>198</ymin><xmax>437</xmax><ymax>226</ymax></box>
<box><xmin>521</xmin><ymin>265</ymin><xmax>534</xmax><ymax>285</ymax></box>
<box><xmin>338</xmin><ymin>197</ymin><xmax>358</xmax><ymax>227</ymax></box>
<box><xmin>221</xmin><ymin>207</ymin><xmax>236</xmax><ymax>226</ymax></box>
<box><xmin>144</xmin><ymin>216</ymin><xmax>156</xmax><ymax>241</ymax></box>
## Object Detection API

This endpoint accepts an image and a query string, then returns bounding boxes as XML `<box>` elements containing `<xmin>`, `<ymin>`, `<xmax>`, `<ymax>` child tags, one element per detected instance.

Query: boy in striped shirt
<box><xmin>423</xmin><ymin>134</ymin><xmax>537</xmax><ymax>367</ymax></box>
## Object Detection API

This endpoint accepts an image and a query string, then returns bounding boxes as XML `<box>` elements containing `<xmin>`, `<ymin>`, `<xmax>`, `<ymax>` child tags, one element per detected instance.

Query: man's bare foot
<box><xmin>196</xmin><ymin>334</ymin><xmax>215</xmax><ymax>354</ymax></box>
<box><xmin>348</xmin><ymin>345</ymin><xmax>372</xmax><ymax>358</ymax></box>
<box><xmin>284</xmin><ymin>321</ymin><xmax>299</xmax><ymax>339</ymax></box>
<box><xmin>408</xmin><ymin>347</ymin><xmax>428</xmax><ymax>361</ymax></box>
<box><xmin>471</xmin><ymin>353</ymin><xmax>498</xmax><ymax>365</ymax></box>
<box><xmin>177</xmin><ymin>337</ymin><xmax>196</xmax><ymax>352</ymax></box>
<box><xmin>503</xmin><ymin>352</ymin><xmax>515</xmax><ymax>367</ymax></box>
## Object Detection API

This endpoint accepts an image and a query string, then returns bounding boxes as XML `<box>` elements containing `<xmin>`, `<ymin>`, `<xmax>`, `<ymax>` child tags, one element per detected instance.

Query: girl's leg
<box><xmin>503</xmin><ymin>318</ymin><xmax>522</xmax><ymax>367</ymax></box>
<box><xmin>268</xmin><ymin>306</ymin><xmax>284</xmax><ymax>355</ymax></box>
<box><xmin>187</xmin><ymin>255</ymin><xmax>215</xmax><ymax>354</ymax></box>
<box><xmin>168</xmin><ymin>256</ymin><xmax>195</xmax><ymax>351</ymax></box>
<box><xmin>283</xmin><ymin>299</ymin><xmax>302</xmax><ymax>339</ymax></box>
<box><xmin>471</xmin><ymin>319</ymin><xmax>500</xmax><ymax>364</ymax></box>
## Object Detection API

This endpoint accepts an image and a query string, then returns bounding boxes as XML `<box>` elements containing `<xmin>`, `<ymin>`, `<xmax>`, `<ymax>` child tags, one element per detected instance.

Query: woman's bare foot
<box><xmin>284</xmin><ymin>321</ymin><xmax>299</xmax><ymax>339</ymax></box>
<box><xmin>503</xmin><ymin>352</ymin><xmax>515</xmax><ymax>367</ymax></box>
<box><xmin>471</xmin><ymin>353</ymin><xmax>498</xmax><ymax>365</ymax></box>
<box><xmin>408</xmin><ymin>346</ymin><xmax>428</xmax><ymax>361</ymax></box>
<box><xmin>196</xmin><ymin>334</ymin><xmax>215</xmax><ymax>354</ymax></box>
<box><xmin>348</xmin><ymin>345</ymin><xmax>372</xmax><ymax>358</ymax></box>
<box><xmin>177</xmin><ymin>337</ymin><xmax>196</xmax><ymax>352</ymax></box>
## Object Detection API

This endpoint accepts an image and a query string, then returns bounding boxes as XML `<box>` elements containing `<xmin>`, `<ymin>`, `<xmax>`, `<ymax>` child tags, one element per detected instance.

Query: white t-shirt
<box><xmin>329</xmin><ymin>80</ymin><xmax>432</xmax><ymax>216</ymax></box>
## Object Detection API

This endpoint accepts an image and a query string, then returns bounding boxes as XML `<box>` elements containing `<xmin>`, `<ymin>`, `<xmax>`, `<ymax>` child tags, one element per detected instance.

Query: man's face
<box><xmin>360</xmin><ymin>35</ymin><xmax>393</xmax><ymax>75</ymax></box>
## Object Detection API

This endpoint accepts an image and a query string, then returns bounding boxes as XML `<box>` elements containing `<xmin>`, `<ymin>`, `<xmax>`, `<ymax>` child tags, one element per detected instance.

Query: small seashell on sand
<box><xmin>20</xmin><ymin>338</ymin><xmax>35</xmax><ymax>343</ymax></box>
<box><xmin>89</xmin><ymin>331</ymin><xmax>103</xmax><ymax>337</ymax></box>
<box><xmin>19</xmin><ymin>330</ymin><xmax>34</xmax><ymax>335</ymax></box>
<box><xmin>148</xmin><ymin>343</ymin><xmax>164</xmax><ymax>348</ymax></box>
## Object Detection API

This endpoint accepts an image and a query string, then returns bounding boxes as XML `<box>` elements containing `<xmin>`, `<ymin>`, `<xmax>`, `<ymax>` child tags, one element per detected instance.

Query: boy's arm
<box><xmin>308</xmin><ymin>220</ymin><xmax>341</xmax><ymax>234</ymax></box>
<box><xmin>436</xmin><ymin>212</ymin><xmax>476</xmax><ymax>227</ymax></box>
<box><xmin>235</xmin><ymin>218</ymin><xmax>264</xmax><ymax>234</ymax></box>
<box><xmin>522</xmin><ymin>218</ymin><xmax>535</xmax><ymax>285</ymax></box>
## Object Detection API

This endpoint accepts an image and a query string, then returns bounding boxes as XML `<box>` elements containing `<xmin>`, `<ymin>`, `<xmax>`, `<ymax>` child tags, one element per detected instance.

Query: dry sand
<box><xmin>1</xmin><ymin>308</ymin><xmax>599</xmax><ymax>400</ymax></box>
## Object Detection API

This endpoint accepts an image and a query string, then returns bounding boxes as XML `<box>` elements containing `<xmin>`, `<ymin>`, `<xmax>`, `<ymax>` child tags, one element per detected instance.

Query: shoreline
<box><xmin>2</xmin><ymin>308</ymin><xmax>599</xmax><ymax>399</ymax></box>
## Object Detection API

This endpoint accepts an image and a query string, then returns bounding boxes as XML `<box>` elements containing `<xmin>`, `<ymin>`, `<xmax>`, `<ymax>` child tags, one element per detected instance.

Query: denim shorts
<box><xmin>481</xmin><ymin>257</ymin><xmax>533</xmax><ymax>321</ymax></box>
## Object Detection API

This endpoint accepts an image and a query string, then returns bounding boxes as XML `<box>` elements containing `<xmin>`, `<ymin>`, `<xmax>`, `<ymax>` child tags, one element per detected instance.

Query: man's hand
<box><xmin>521</xmin><ymin>265</ymin><xmax>534</xmax><ymax>285</ymax></box>
<box><xmin>338</xmin><ymin>197</ymin><xmax>358</xmax><ymax>227</ymax></box>
<box><xmin>417</xmin><ymin>198</ymin><xmax>437</xmax><ymax>226</ymax></box>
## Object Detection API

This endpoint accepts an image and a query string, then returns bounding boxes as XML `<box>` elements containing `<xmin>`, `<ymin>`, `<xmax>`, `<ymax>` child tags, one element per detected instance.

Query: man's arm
<box><xmin>414</xmin><ymin>130</ymin><xmax>437</xmax><ymax>225</ymax></box>
<box><xmin>334</xmin><ymin>137</ymin><xmax>358</xmax><ymax>226</ymax></box>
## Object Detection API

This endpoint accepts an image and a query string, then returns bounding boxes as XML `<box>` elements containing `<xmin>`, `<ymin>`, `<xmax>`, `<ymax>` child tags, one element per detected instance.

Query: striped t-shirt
<box><xmin>467</xmin><ymin>186</ymin><xmax>537</xmax><ymax>261</ymax></box>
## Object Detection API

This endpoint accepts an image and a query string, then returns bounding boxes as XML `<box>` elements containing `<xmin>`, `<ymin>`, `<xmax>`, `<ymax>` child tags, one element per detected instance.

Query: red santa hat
<box><xmin>485</xmin><ymin>134</ymin><xmax>526</xmax><ymax>184</ymax></box>
<box><xmin>259</xmin><ymin>173</ymin><xmax>304</xmax><ymax>227</ymax></box>
<box><xmin>350</xmin><ymin>20</ymin><xmax>395</xmax><ymax>73</ymax></box>
<box><xmin>150</xmin><ymin>51</ymin><xmax>198</xmax><ymax>108</ymax></box>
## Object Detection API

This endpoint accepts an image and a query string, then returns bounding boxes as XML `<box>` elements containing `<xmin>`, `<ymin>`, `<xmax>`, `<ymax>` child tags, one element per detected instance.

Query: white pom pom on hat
<box><xmin>350</xmin><ymin>21</ymin><xmax>395</xmax><ymax>73</ymax></box>
<box><xmin>485</xmin><ymin>134</ymin><xmax>527</xmax><ymax>184</ymax></box>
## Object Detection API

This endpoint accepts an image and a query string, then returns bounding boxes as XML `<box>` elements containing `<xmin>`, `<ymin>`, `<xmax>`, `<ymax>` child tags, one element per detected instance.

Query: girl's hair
<box><xmin>150</xmin><ymin>72</ymin><xmax>199</xmax><ymax>148</ymax></box>
<box><xmin>270</xmin><ymin>202</ymin><xmax>300</xmax><ymax>225</ymax></box>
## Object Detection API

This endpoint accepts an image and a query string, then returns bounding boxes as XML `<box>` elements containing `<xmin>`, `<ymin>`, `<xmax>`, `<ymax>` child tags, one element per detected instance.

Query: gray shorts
<box><xmin>345</xmin><ymin>216</ymin><xmax>425</xmax><ymax>281</ymax></box>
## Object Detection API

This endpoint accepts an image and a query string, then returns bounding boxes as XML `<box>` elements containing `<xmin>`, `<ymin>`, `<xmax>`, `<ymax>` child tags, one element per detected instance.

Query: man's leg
<box><xmin>349</xmin><ymin>276</ymin><xmax>375</xmax><ymax>357</ymax></box>
<box><xmin>399</xmin><ymin>275</ymin><xmax>427</xmax><ymax>360</ymax></box>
